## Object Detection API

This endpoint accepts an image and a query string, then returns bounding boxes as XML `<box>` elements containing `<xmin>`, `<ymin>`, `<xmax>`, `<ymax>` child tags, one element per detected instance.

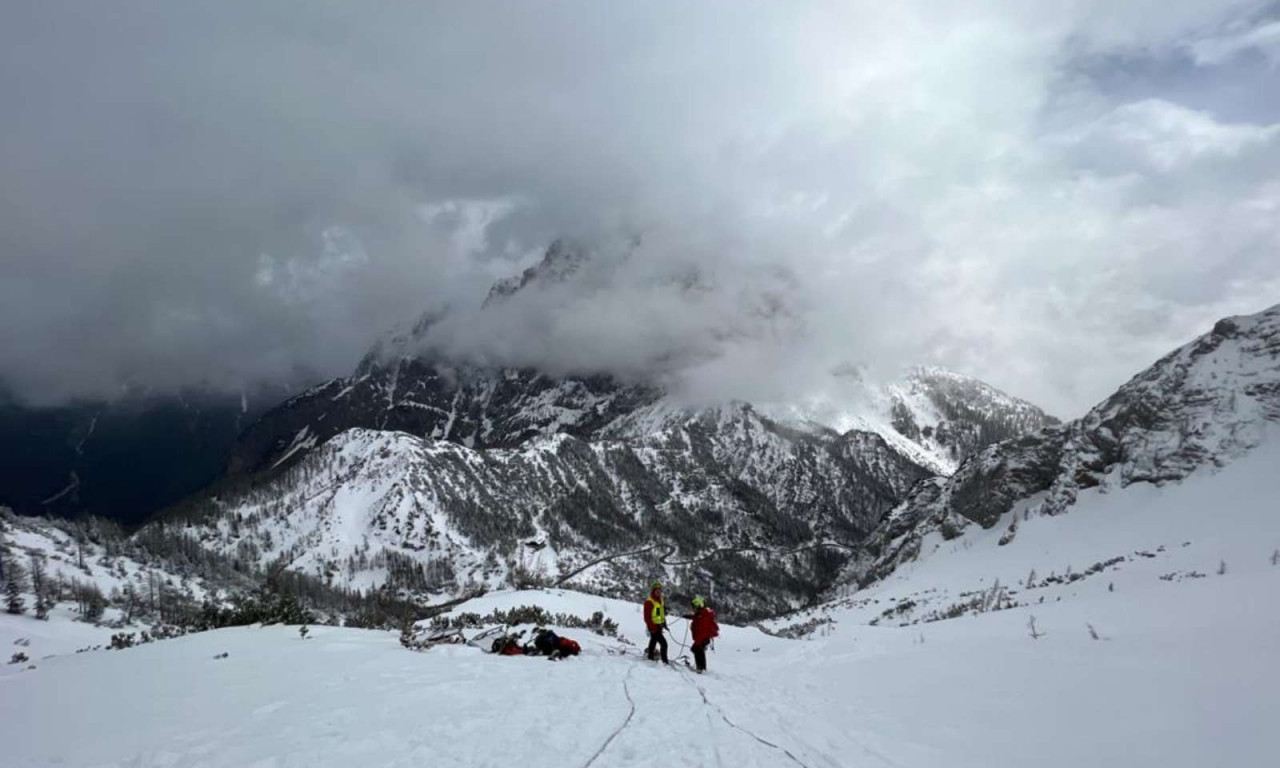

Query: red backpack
<box><xmin>692</xmin><ymin>607</ymin><xmax>719</xmax><ymax>644</ymax></box>
<box><xmin>558</xmin><ymin>637</ymin><xmax>581</xmax><ymax>656</ymax></box>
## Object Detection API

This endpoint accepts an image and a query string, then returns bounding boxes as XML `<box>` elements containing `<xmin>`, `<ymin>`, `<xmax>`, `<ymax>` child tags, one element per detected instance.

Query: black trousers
<box><xmin>647</xmin><ymin>629</ymin><xmax>668</xmax><ymax>663</ymax></box>
<box><xmin>692</xmin><ymin>640</ymin><xmax>709</xmax><ymax>672</ymax></box>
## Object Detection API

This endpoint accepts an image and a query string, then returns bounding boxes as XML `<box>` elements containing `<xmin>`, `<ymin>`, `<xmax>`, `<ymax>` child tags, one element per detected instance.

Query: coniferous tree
<box><xmin>29</xmin><ymin>554</ymin><xmax>49</xmax><ymax>620</ymax></box>
<box><xmin>84</xmin><ymin>589</ymin><xmax>106</xmax><ymax>623</ymax></box>
<box><xmin>121</xmin><ymin>583</ymin><xmax>139</xmax><ymax>623</ymax></box>
<box><xmin>4</xmin><ymin>556</ymin><xmax>26</xmax><ymax>615</ymax></box>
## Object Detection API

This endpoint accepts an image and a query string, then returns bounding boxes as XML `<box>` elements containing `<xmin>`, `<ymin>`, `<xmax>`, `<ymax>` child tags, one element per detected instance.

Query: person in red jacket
<box><xmin>643</xmin><ymin>582</ymin><xmax>668</xmax><ymax>664</ymax></box>
<box><xmin>683</xmin><ymin>596</ymin><xmax>719</xmax><ymax>673</ymax></box>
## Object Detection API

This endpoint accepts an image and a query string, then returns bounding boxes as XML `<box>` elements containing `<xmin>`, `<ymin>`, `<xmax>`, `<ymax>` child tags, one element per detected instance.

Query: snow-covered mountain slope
<box><xmin>888</xmin><ymin>365</ymin><xmax>1060</xmax><ymax>470</ymax></box>
<box><xmin>779</xmin><ymin>432</ymin><xmax>1279</xmax><ymax>628</ymax></box>
<box><xmin>5</xmin><ymin>578</ymin><xmax>1274</xmax><ymax>768</ymax></box>
<box><xmin>0</xmin><ymin>511</ymin><xmax>238</xmax><ymax>610</ymax></box>
<box><xmin>169</xmin><ymin>403</ymin><xmax>932</xmax><ymax>618</ymax></box>
<box><xmin>760</xmin><ymin>365</ymin><xmax>1059</xmax><ymax>475</ymax></box>
<box><xmin>857</xmin><ymin>303</ymin><xmax>1280</xmax><ymax>582</ymax></box>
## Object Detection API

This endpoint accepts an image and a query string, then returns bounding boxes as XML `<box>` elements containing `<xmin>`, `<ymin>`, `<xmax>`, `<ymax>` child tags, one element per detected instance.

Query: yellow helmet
<box><xmin>692</xmin><ymin>596</ymin><xmax>706</xmax><ymax>608</ymax></box>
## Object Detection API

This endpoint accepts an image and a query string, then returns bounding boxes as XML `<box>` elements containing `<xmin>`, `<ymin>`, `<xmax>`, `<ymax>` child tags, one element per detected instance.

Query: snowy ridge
<box><xmin>856</xmin><ymin>303</ymin><xmax>1280</xmax><ymax>585</ymax></box>
<box><xmin>754</xmin><ymin>365</ymin><xmax>1058</xmax><ymax>475</ymax></box>
<box><xmin>228</xmin><ymin>361</ymin><xmax>663</xmax><ymax>474</ymax></box>
<box><xmin>483</xmin><ymin>237</ymin><xmax>592</xmax><ymax>306</ymax></box>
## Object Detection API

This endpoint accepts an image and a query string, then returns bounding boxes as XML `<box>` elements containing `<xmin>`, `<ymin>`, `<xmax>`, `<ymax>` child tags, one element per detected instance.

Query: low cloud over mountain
<box><xmin>3</xmin><ymin>2</ymin><xmax>1279</xmax><ymax>417</ymax></box>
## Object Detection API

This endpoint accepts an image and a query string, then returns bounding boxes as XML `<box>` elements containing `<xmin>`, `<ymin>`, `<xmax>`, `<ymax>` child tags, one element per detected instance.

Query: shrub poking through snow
<box><xmin>998</xmin><ymin>515</ymin><xmax>1018</xmax><ymax>546</ymax></box>
<box><xmin>1027</xmin><ymin>615</ymin><xmax>1044</xmax><ymax>640</ymax></box>
<box><xmin>429</xmin><ymin>605</ymin><xmax>619</xmax><ymax>637</ymax></box>
<box><xmin>762</xmin><ymin>616</ymin><xmax>836</xmax><ymax>639</ymax></box>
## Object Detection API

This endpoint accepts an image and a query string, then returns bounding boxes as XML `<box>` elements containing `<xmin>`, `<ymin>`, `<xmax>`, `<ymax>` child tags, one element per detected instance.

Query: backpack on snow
<box><xmin>491</xmin><ymin>633</ymin><xmax>526</xmax><ymax>656</ymax></box>
<box><xmin>532</xmin><ymin>629</ymin><xmax>560</xmax><ymax>655</ymax></box>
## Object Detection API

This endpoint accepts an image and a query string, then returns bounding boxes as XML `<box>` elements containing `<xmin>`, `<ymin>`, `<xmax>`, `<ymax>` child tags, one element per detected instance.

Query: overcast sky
<box><xmin>2</xmin><ymin>1</ymin><xmax>1278</xmax><ymax>418</ymax></box>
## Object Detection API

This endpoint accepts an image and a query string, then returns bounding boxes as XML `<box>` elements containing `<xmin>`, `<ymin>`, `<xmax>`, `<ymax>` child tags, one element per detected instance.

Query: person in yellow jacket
<box><xmin>643</xmin><ymin>582</ymin><xmax>668</xmax><ymax>664</ymax></box>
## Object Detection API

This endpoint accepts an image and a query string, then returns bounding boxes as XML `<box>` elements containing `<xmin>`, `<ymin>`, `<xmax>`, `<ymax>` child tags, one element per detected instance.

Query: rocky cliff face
<box><xmin>857</xmin><ymin>304</ymin><xmax>1280</xmax><ymax>585</ymax></box>
<box><xmin>226</xmin><ymin>363</ymin><xmax>661</xmax><ymax>475</ymax></box>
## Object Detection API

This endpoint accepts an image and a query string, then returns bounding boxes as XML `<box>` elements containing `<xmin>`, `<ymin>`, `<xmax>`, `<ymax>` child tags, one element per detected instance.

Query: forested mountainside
<box><xmin>172</xmin><ymin>405</ymin><xmax>931</xmax><ymax>619</ymax></box>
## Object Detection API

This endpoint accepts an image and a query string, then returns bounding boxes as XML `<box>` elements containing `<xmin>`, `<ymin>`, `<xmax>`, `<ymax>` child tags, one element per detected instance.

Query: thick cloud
<box><xmin>2</xmin><ymin>1</ymin><xmax>1278</xmax><ymax>417</ymax></box>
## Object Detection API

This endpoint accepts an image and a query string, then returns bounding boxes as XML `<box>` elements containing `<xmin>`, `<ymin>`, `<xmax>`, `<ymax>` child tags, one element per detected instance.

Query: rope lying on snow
<box><xmin>675</xmin><ymin>663</ymin><xmax>906</xmax><ymax>768</ymax></box>
<box><xmin>580</xmin><ymin>665</ymin><xmax>637</xmax><ymax>768</ymax></box>
<box><xmin>672</xmin><ymin>663</ymin><xmax>812</xmax><ymax>768</ymax></box>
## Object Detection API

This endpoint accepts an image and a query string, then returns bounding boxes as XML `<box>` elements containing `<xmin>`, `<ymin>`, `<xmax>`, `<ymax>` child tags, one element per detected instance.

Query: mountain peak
<box><xmin>483</xmin><ymin>238</ymin><xmax>591</xmax><ymax>307</ymax></box>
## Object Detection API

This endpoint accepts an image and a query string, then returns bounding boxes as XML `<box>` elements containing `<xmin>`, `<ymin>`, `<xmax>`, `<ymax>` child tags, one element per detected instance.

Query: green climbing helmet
<box><xmin>692</xmin><ymin>596</ymin><xmax>706</xmax><ymax>608</ymax></box>
<box><xmin>651</xmin><ymin>581</ymin><xmax>663</xmax><ymax>591</ymax></box>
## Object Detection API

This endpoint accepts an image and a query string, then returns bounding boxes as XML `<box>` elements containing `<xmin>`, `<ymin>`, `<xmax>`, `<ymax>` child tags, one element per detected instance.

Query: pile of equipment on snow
<box><xmin>400</xmin><ymin>624</ymin><xmax>581</xmax><ymax>661</ymax></box>
<box><xmin>400</xmin><ymin>587</ymin><xmax>717</xmax><ymax>670</ymax></box>
<box><xmin>491</xmin><ymin>628</ymin><xmax>581</xmax><ymax>660</ymax></box>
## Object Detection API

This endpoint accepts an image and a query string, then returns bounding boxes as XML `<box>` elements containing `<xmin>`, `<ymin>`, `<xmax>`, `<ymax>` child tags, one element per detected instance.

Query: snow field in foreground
<box><xmin>4</xmin><ymin>563</ymin><xmax>1278</xmax><ymax>768</ymax></box>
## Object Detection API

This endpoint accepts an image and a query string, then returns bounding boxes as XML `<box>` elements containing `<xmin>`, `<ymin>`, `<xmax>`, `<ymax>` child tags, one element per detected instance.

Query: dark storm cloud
<box><xmin>2</xmin><ymin>1</ymin><xmax>1279</xmax><ymax>416</ymax></box>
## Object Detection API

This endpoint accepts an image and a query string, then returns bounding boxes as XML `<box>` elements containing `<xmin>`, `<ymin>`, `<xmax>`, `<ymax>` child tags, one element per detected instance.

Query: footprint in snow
<box><xmin>252</xmin><ymin>701</ymin><xmax>288</xmax><ymax>717</ymax></box>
